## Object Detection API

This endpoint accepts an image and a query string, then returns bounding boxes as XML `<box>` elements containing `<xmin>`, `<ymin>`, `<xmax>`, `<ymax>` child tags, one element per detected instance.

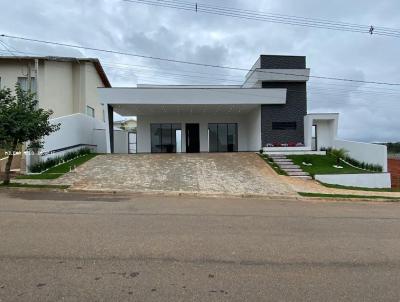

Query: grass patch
<box><xmin>319</xmin><ymin>182</ymin><xmax>400</xmax><ymax>192</ymax></box>
<box><xmin>16</xmin><ymin>173</ymin><xmax>62</xmax><ymax>180</ymax></box>
<box><xmin>258</xmin><ymin>154</ymin><xmax>287</xmax><ymax>176</ymax></box>
<box><xmin>16</xmin><ymin>153</ymin><xmax>97</xmax><ymax>180</ymax></box>
<box><xmin>0</xmin><ymin>183</ymin><xmax>69</xmax><ymax>189</ymax></box>
<box><xmin>298</xmin><ymin>192</ymin><xmax>400</xmax><ymax>200</ymax></box>
<box><xmin>287</xmin><ymin>154</ymin><xmax>372</xmax><ymax>176</ymax></box>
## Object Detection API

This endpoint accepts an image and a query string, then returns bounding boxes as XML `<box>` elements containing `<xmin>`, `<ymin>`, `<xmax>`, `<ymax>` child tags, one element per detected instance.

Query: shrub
<box><xmin>330</xmin><ymin>148</ymin><xmax>349</xmax><ymax>165</ymax></box>
<box><xmin>29</xmin><ymin>147</ymin><xmax>92</xmax><ymax>173</ymax></box>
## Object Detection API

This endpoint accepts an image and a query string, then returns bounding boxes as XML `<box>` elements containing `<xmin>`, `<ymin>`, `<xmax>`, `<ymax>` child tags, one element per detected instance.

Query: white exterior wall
<box><xmin>315</xmin><ymin>173</ymin><xmax>391</xmax><ymax>189</ymax></box>
<box><xmin>0</xmin><ymin>61</ymin><xmax>35</xmax><ymax>90</ymax></box>
<box><xmin>113</xmin><ymin>130</ymin><xmax>129</xmax><ymax>153</ymax></box>
<box><xmin>246</xmin><ymin>106</ymin><xmax>262</xmax><ymax>151</ymax></box>
<box><xmin>314</xmin><ymin>120</ymin><xmax>336</xmax><ymax>150</ymax></box>
<box><xmin>41</xmin><ymin>60</ymin><xmax>74</xmax><ymax>117</ymax></box>
<box><xmin>85</xmin><ymin>63</ymin><xmax>105</xmax><ymax>122</ymax></box>
<box><xmin>136</xmin><ymin>111</ymin><xmax>260</xmax><ymax>153</ymax></box>
<box><xmin>0</xmin><ymin>58</ymin><xmax>106</xmax><ymax>122</ymax></box>
<box><xmin>42</xmin><ymin>113</ymin><xmax>106</xmax><ymax>154</ymax></box>
<box><xmin>304</xmin><ymin>113</ymin><xmax>338</xmax><ymax>149</ymax></box>
<box><xmin>334</xmin><ymin>139</ymin><xmax>388</xmax><ymax>172</ymax></box>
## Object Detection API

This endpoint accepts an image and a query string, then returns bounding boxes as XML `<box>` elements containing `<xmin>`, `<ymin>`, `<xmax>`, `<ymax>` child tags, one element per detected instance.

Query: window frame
<box><xmin>272</xmin><ymin>122</ymin><xmax>297</xmax><ymax>130</ymax></box>
<box><xmin>86</xmin><ymin>105</ymin><xmax>95</xmax><ymax>118</ymax></box>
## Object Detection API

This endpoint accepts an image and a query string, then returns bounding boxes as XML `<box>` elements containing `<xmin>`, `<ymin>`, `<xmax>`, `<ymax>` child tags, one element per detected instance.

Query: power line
<box><xmin>1</xmin><ymin>48</ymin><xmax>400</xmax><ymax>101</ymax></box>
<box><xmin>121</xmin><ymin>0</ymin><xmax>400</xmax><ymax>38</ymax></box>
<box><xmin>1</xmin><ymin>34</ymin><xmax>400</xmax><ymax>87</ymax></box>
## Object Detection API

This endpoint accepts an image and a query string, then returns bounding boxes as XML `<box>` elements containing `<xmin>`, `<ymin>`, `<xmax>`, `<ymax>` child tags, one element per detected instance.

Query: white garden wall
<box><xmin>26</xmin><ymin>113</ymin><xmax>107</xmax><ymax>169</ymax></box>
<box><xmin>113</xmin><ymin>130</ymin><xmax>129</xmax><ymax>154</ymax></box>
<box><xmin>334</xmin><ymin>139</ymin><xmax>388</xmax><ymax>172</ymax></box>
<box><xmin>315</xmin><ymin>173</ymin><xmax>391</xmax><ymax>189</ymax></box>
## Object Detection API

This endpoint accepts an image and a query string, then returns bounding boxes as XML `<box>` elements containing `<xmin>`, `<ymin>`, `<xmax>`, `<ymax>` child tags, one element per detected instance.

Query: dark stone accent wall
<box><xmin>107</xmin><ymin>104</ymin><xmax>114</xmax><ymax>153</ymax></box>
<box><xmin>260</xmin><ymin>55</ymin><xmax>306</xmax><ymax>69</ymax></box>
<box><xmin>261</xmin><ymin>82</ymin><xmax>307</xmax><ymax>145</ymax></box>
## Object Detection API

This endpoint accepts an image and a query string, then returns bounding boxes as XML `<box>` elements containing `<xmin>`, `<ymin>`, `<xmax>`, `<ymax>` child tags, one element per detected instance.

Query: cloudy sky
<box><xmin>0</xmin><ymin>0</ymin><xmax>399</xmax><ymax>142</ymax></box>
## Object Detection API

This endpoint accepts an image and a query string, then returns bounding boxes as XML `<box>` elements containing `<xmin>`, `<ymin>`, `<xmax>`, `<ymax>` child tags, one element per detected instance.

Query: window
<box><xmin>151</xmin><ymin>123</ymin><xmax>181</xmax><ymax>153</ymax></box>
<box><xmin>272</xmin><ymin>122</ymin><xmax>297</xmax><ymax>130</ymax></box>
<box><xmin>86</xmin><ymin>105</ymin><xmax>95</xmax><ymax>118</ymax></box>
<box><xmin>17</xmin><ymin>77</ymin><xmax>37</xmax><ymax>93</ymax></box>
<box><xmin>208</xmin><ymin>123</ymin><xmax>238</xmax><ymax>152</ymax></box>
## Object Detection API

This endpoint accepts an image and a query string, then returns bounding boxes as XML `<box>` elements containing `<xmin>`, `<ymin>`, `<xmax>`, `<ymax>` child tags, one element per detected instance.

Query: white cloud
<box><xmin>1</xmin><ymin>0</ymin><xmax>399</xmax><ymax>142</ymax></box>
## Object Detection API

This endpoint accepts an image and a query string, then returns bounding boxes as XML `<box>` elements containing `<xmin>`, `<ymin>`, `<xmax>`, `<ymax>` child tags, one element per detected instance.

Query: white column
<box><xmin>104</xmin><ymin>103</ymin><xmax>111</xmax><ymax>153</ymax></box>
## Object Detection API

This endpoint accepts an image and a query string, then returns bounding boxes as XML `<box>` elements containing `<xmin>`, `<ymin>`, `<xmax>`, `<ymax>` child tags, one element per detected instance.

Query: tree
<box><xmin>0</xmin><ymin>84</ymin><xmax>60</xmax><ymax>185</ymax></box>
<box><xmin>330</xmin><ymin>148</ymin><xmax>348</xmax><ymax>165</ymax></box>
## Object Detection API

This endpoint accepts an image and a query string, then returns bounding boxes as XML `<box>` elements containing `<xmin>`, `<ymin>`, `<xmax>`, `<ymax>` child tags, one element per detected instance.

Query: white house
<box><xmin>0</xmin><ymin>56</ymin><xmax>111</xmax><ymax>168</ymax></box>
<box><xmin>0</xmin><ymin>54</ymin><xmax>389</xmax><ymax>178</ymax></box>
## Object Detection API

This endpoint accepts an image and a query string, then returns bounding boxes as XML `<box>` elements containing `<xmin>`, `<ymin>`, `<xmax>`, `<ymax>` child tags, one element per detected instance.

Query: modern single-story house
<box><xmin>99</xmin><ymin>55</ymin><xmax>387</xmax><ymax>174</ymax></box>
<box><xmin>0</xmin><ymin>54</ymin><xmax>389</xmax><ymax>178</ymax></box>
<box><xmin>101</xmin><ymin>55</ymin><xmax>312</xmax><ymax>153</ymax></box>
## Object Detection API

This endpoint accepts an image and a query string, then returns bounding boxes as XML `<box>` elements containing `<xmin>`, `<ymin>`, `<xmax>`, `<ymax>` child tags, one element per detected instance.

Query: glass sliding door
<box><xmin>208</xmin><ymin>123</ymin><xmax>238</xmax><ymax>152</ymax></box>
<box><xmin>208</xmin><ymin>124</ymin><xmax>218</xmax><ymax>152</ymax></box>
<box><xmin>217</xmin><ymin>124</ymin><xmax>228</xmax><ymax>152</ymax></box>
<box><xmin>151</xmin><ymin>123</ymin><xmax>181</xmax><ymax>153</ymax></box>
<box><xmin>151</xmin><ymin>124</ymin><xmax>162</xmax><ymax>153</ymax></box>
<box><xmin>227</xmin><ymin>123</ymin><xmax>238</xmax><ymax>152</ymax></box>
<box><xmin>161</xmin><ymin>124</ymin><xmax>172</xmax><ymax>153</ymax></box>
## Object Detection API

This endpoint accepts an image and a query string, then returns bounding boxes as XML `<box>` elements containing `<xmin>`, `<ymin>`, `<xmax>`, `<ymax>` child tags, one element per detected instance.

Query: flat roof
<box><xmin>99</xmin><ymin>87</ymin><xmax>287</xmax><ymax>105</ymax></box>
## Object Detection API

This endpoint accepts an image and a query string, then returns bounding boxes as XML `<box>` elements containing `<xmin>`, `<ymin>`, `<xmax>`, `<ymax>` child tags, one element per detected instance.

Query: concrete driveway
<box><xmin>55</xmin><ymin>153</ymin><xmax>295</xmax><ymax>197</ymax></box>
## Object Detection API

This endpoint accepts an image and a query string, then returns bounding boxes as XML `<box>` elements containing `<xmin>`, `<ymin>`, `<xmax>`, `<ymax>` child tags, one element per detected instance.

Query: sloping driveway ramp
<box><xmin>56</xmin><ymin>153</ymin><xmax>296</xmax><ymax>197</ymax></box>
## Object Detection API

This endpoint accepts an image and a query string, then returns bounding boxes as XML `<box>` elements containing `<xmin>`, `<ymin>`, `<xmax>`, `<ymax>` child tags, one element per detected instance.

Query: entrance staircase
<box><xmin>268</xmin><ymin>154</ymin><xmax>312</xmax><ymax>179</ymax></box>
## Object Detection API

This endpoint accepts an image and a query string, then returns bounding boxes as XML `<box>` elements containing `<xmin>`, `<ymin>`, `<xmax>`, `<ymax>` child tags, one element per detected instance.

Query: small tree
<box><xmin>0</xmin><ymin>84</ymin><xmax>60</xmax><ymax>184</ymax></box>
<box><xmin>330</xmin><ymin>148</ymin><xmax>348</xmax><ymax>165</ymax></box>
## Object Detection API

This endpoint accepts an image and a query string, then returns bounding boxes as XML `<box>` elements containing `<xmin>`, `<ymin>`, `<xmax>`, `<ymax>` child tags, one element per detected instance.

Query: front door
<box><xmin>186</xmin><ymin>123</ymin><xmax>200</xmax><ymax>153</ymax></box>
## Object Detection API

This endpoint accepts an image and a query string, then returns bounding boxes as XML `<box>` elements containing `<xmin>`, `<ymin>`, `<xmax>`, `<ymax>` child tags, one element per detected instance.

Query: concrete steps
<box><xmin>269</xmin><ymin>154</ymin><xmax>312</xmax><ymax>179</ymax></box>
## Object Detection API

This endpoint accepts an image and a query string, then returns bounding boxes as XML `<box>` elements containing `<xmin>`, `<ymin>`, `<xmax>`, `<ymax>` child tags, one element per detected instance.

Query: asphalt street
<box><xmin>0</xmin><ymin>190</ymin><xmax>399</xmax><ymax>301</ymax></box>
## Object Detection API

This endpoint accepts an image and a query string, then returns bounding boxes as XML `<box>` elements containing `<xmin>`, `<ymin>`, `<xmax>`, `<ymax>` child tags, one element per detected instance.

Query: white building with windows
<box><xmin>0</xmin><ymin>56</ymin><xmax>110</xmax><ymax>120</ymax></box>
<box><xmin>0</xmin><ymin>56</ymin><xmax>111</xmax><ymax>168</ymax></box>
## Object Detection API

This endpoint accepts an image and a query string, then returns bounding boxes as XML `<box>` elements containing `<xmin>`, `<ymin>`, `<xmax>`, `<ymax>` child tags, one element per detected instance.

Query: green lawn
<box><xmin>319</xmin><ymin>182</ymin><xmax>400</xmax><ymax>192</ymax></box>
<box><xmin>16</xmin><ymin>153</ymin><xmax>97</xmax><ymax>180</ymax></box>
<box><xmin>298</xmin><ymin>192</ymin><xmax>400</xmax><ymax>201</ymax></box>
<box><xmin>0</xmin><ymin>183</ymin><xmax>69</xmax><ymax>189</ymax></box>
<box><xmin>287</xmin><ymin>154</ymin><xmax>370</xmax><ymax>176</ymax></box>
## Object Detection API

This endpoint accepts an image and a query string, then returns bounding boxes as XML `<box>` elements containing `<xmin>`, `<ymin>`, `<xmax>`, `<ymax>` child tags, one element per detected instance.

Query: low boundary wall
<box><xmin>315</xmin><ymin>173</ymin><xmax>392</xmax><ymax>189</ymax></box>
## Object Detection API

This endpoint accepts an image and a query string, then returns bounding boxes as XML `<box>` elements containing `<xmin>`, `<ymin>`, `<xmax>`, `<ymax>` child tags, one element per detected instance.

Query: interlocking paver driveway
<box><xmin>55</xmin><ymin>153</ymin><xmax>296</xmax><ymax>197</ymax></box>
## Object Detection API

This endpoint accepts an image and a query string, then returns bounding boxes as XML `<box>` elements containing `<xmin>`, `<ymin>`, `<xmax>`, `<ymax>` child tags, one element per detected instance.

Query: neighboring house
<box><xmin>0</xmin><ymin>56</ymin><xmax>110</xmax><ymax>120</ymax></box>
<box><xmin>0</xmin><ymin>56</ymin><xmax>112</xmax><ymax>169</ymax></box>
<box><xmin>99</xmin><ymin>54</ymin><xmax>387</xmax><ymax>172</ymax></box>
<box><xmin>114</xmin><ymin>118</ymin><xmax>137</xmax><ymax>131</ymax></box>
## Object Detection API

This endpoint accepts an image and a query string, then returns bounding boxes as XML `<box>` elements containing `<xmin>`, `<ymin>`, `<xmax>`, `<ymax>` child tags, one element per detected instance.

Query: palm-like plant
<box><xmin>330</xmin><ymin>148</ymin><xmax>348</xmax><ymax>165</ymax></box>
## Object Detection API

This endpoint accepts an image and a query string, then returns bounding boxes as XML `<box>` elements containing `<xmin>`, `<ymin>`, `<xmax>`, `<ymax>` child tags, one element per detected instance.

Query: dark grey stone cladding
<box><xmin>261</xmin><ymin>82</ymin><xmax>307</xmax><ymax>145</ymax></box>
<box><xmin>260</xmin><ymin>55</ymin><xmax>306</xmax><ymax>69</ymax></box>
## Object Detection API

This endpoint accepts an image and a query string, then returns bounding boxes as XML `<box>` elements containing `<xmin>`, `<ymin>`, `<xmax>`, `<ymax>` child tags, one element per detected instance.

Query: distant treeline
<box><xmin>385</xmin><ymin>142</ymin><xmax>400</xmax><ymax>154</ymax></box>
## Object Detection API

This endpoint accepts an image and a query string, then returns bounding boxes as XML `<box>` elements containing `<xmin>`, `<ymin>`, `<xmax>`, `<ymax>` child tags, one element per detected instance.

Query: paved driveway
<box><xmin>55</xmin><ymin>153</ymin><xmax>295</xmax><ymax>197</ymax></box>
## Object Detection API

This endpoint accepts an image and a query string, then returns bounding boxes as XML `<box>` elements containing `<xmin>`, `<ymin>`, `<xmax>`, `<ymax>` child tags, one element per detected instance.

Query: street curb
<box><xmin>66</xmin><ymin>187</ymin><xmax>301</xmax><ymax>200</ymax></box>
